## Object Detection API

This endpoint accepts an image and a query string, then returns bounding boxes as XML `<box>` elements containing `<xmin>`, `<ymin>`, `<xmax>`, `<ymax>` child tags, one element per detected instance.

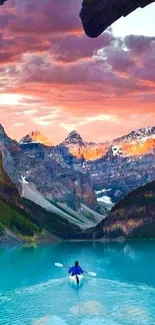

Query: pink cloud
<box><xmin>1</xmin><ymin>0</ymin><xmax>81</xmax><ymax>35</ymax></box>
<box><xmin>50</xmin><ymin>31</ymin><xmax>114</xmax><ymax>63</ymax></box>
<box><xmin>106</xmin><ymin>48</ymin><xmax>134</xmax><ymax>72</ymax></box>
<box><xmin>124</xmin><ymin>35</ymin><xmax>155</xmax><ymax>55</ymax></box>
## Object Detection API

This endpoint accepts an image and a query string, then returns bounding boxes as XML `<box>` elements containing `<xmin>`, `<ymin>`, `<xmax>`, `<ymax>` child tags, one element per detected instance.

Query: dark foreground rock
<box><xmin>80</xmin><ymin>0</ymin><xmax>154</xmax><ymax>37</ymax></box>
<box><xmin>0</xmin><ymin>0</ymin><xmax>7</xmax><ymax>5</ymax></box>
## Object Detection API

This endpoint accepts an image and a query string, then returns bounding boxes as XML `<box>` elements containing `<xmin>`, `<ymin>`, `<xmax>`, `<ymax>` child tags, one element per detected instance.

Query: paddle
<box><xmin>55</xmin><ymin>262</ymin><xmax>96</xmax><ymax>277</ymax></box>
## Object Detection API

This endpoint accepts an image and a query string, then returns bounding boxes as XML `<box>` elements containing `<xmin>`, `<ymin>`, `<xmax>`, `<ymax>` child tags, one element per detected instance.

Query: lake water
<box><xmin>0</xmin><ymin>240</ymin><xmax>155</xmax><ymax>325</ymax></box>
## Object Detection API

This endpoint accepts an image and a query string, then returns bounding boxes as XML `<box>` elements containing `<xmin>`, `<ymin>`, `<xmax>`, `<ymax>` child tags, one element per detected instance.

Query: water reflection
<box><xmin>68</xmin><ymin>281</ymin><xmax>84</xmax><ymax>291</ymax></box>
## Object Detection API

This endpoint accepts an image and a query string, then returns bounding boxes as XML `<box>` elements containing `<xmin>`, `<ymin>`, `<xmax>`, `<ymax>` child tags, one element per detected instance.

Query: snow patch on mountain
<box><xmin>97</xmin><ymin>196</ymin><xmax>112</xmax><ymax>205</ymax></box>
<box><xmin>21</xmin><ymin>176</ymin><xmax>28</xmax><ymax>184</ymax></box>
<box><xmin>95</xmin><ymin>188</ymin><xmax>111</xmax><ymax>195</ymax></box>
<box><xmin>112</xmin><ymin>146</ymin><xmax>120</xmax><ymax>156</ymax></box>
<box><xmin>95</xmin><ymin>189</ymin><xmax>106</xmax><ymax>195</ymax></box>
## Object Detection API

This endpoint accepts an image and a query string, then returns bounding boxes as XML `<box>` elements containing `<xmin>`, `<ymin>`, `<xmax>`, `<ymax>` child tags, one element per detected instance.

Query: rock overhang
<box><xmin>80</xmin><ymin>0</ymin><xmax>155</xmax><ymax>38</ymax></box>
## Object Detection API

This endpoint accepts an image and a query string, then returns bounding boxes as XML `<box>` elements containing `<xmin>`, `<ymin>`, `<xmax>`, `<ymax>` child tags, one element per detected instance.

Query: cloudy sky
<box><xmin>0</xmin><ymin>0</ymin><xmax>155</xmax><ymax>144</ymax></box>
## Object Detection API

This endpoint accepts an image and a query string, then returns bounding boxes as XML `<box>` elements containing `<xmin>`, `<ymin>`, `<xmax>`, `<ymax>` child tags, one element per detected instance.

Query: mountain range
<box><xmin>2</xmin><ymin>124</ymin><xmax>155</xmax><ymax>214</ymax></box>
<box><xmin>1</xmin><ymin>123</ymin><xmax>155</xmax><ymax>242</ymax></box>
<box><xmin>20</xmin><ymin>126</ymin><xmax>155</xmax><ymax>206</ymax></box>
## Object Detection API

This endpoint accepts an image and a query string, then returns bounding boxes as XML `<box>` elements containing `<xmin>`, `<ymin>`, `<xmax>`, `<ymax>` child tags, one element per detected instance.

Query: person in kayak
<box><xmin>68</xmin><ymin>261</ymin><xmax>83</xmax><ymax>284</ymax></box>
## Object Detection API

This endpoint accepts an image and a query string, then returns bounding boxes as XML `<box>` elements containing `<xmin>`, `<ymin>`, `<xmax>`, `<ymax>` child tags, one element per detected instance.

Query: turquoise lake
<box><xmin>0</xmin><ymin>240</ymin><xmax>155</xmax><ymax>325</ymax></box>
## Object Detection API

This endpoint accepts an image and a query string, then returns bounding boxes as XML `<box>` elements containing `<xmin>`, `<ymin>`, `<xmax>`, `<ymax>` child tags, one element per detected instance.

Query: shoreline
<box><xmin>2</xmin><ymin>231</ymin><xmax>155</xmax><ymax>247</ymax></box>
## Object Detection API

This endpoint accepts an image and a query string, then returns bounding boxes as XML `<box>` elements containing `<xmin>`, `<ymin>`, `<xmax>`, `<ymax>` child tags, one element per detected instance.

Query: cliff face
<box><xmin>0</xmin><ymin>152</ymin><xmax>83</xmax><ymax>241</ymax></box>
<box><xmin>18</xmin><ymin>142</ymin><xmax>98</xmax><ymax>212</ymax></box>
<box><xmin>80</xmin><ymin>0</ymin><xmax>154</xmax><ymax>38</ymax></box>
<box><xmin>0</xmin><ymin>152</ymin><xmax>20</xmax><ymax>204</ymax></box>
<box><xmin>0</xmin><ymin>124</ymin><xmax>21</xmax><ymax>187</ymax></box>
<box><xmin>59</xmin><ymin>127</ymin><xmax>155</xmax><ymax>210</ymax></box>
<box><xmin>85</xmin><ymin>127</ymin><xmax>155</xmax><ymax>205</ymax></box>
<box><xmin>93</xmin><ymin>181</ymin><xmax>155</xmax><ymax>240</ymax></box>
<box><xmin>0</xmin><ymin>151</ymin><xmax>42</xmax><ymax>241</ymax></box>
<box><xmin>0</xmin><ymin>124</ymin><xmax>99</xmax><ymax>215</ymax></box>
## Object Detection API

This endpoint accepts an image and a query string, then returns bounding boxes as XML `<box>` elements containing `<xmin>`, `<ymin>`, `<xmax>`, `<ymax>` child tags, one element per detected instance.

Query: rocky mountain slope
<box><xmin>0</xmin><ymin>152</ymin><xmax>41</xmax><ymax>242</ymax></box>
<box><xmin>0</xmin><ymin>152</ymin><xmax>86</xmax><ymax>242</ymax></box>
<box><xmin>19</xmin><ymin>141</ymin><xmax>99</xmax><ymax>214</ymax></box>
<box><xmin>60</xmin><ymin>127</ymin><xmax>155</xmax><ymax>207</ymax></box>
<box><xmin>80</xmin><ymin>0</ymin><xmax>154</xmax><ymax>38</ymax></box>
<box><xmin>20</xmin><ymin>176</ymin><xmax>103</xmax><ymax>228</ymax></box>
<box><xmin>0</xmin><ymin>124</ymin><xmax>21</xmax><ymax>186</ymax></box>
<box><xmin>84</xmin><ymin>126</ymin><xmax>155</xmax><ymax>204</ymax></box>
<box><xmin>92</xmin><ymin>180</ymin><xmax>155</xmax><ymax>240</ymax></box>
<box><xmin>0</xmin><ymin>125</ymin><xmax>101</xmax><ymax>218</ymax></box>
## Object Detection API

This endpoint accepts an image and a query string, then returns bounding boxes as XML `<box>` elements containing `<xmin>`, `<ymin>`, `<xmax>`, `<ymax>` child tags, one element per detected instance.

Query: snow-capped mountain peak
<box><xmin>114</xmin><ymin>126</ymin><xmax>155</xmax><ymax>143</ymax></box>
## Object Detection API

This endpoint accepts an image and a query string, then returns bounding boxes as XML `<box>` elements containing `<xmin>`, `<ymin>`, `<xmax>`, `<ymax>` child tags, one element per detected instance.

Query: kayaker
<box><xmin>68</xmin><ymin>261</ymin><xmax>83</xmax><ymax>284</ymax></box>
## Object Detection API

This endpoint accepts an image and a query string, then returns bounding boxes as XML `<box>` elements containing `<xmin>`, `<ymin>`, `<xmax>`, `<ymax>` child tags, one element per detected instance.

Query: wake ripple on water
<box><xmin>15</xmin><ymin>277</ymin><xmax>69</xmax><ymax>296</ymax></box>
<box><xmin>0</xmin><ymin>277</ymin><xmax>68</xmax><ymax>303</ymax></box>
<box><xmin>0</xmin><ymin>277</ymin><xmax>155</xmax><ymax>325</ymax></box>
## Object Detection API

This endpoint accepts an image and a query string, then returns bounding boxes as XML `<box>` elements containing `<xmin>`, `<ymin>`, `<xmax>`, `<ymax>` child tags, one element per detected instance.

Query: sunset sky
<box><xmin>0</xmin><ymin>0</ymin><xmax>155</xmax><ymax>144</ymax></box>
